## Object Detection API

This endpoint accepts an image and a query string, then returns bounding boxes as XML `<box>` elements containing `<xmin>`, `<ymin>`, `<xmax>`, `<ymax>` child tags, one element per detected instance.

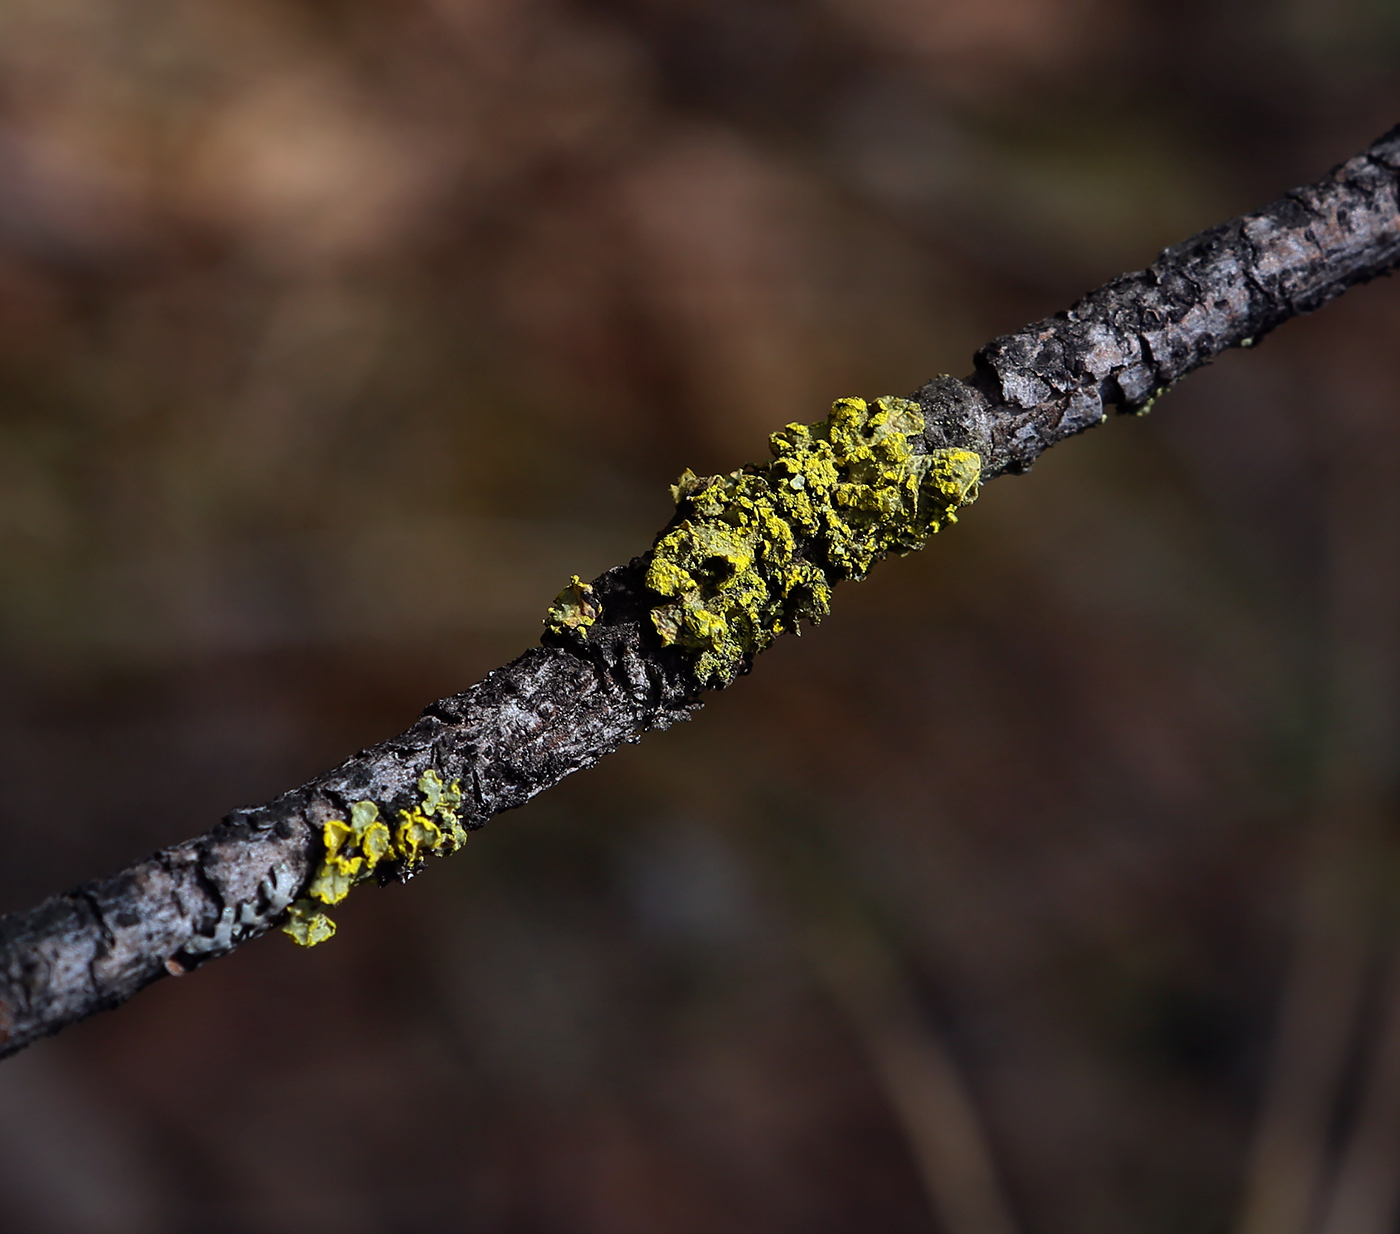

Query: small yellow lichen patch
<box><xmin>323</xmin><ymin>817</ymin><xmax>352</xmax><ymax>860</ymax></box>
<box><xmin>282</xmin><ymin>899</ymin><xmax>337</xmax><ymax>947</ymax></box>
<box><xmin>396</xmin><ymin>808</ymin><xmax>443</xmax><ymax>864</ymax></box>
<box><xmin>348</xmin><ymin>799</ymin><xmax>392</xmax><ymax>871</ymax></box>
<box><xmin>634</xmin><ymin>395</ymin><xmax>981</xmax><ymax>686</ymax></box>
<box><xmin>544</xmin><ymin>575</ymin><xmax>602</xmax><ymax>640</ymax></box>
<box><xmin>284</xmin><ymin>772</ymin><xmax>470</xmax><ymax>946</ymax></box>
<box><xmin>307</xmin><ymin>856</ymin><xmax>359</xmax><ymax>906</ymax></box>
<box><xmin>417</xmin><ymin>769</ymin><xmax>468</xmax><ymax>852</ymax></box>
<box><xmin>308</xmin><ymin>802</ymin><xmax>383</xmax><ymax>906</ymax></box>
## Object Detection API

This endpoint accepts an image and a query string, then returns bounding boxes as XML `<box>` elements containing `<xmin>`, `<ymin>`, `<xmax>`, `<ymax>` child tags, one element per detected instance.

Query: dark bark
<box><xmin>3</xmin><ymin>125</ymin><xmax>1399</xmax><ymax>1061</ymax></box>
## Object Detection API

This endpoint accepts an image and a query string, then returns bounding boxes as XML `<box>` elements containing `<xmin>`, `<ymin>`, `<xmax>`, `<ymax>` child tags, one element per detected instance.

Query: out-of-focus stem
<box><xmin>806</xmin><ymin>919</ymin><xmax>1021</xmax><ymax>1234</ymax></box>
<box><xmin>1237</xmin><ymin>362</ymin><xmax>1400</xmax><ymax>1234</ymax></box>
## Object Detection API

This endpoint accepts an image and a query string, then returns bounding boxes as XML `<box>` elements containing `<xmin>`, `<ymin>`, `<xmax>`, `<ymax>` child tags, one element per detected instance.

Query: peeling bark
<box><xmin>3</xmin><ymin>125</ymin><xmax>1399</xmax><ymax>1060</ymax></box>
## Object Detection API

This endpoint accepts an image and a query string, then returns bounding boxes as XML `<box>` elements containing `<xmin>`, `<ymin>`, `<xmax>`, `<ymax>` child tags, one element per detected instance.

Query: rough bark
<box><xmin>3</xmin><ymin>125</ymin><xmax>1399</xmax><ymax>1061</ymax></box>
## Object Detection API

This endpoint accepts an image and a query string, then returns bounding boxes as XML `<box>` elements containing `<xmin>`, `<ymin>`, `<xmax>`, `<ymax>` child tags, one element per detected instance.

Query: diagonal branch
<box><xmin>3</xmin><ymin>126</ymin><xmax>1399</xmax><ymax>1061</ymax></box>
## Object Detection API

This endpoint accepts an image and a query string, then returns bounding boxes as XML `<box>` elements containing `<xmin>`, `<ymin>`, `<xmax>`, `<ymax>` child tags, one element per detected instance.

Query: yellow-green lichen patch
<box><xmin>544</xmin><ymin>575</ymin><xmax>601</xmax><ymax>639</ymax></box>
<box><xmin>283</xmin><ymin>899</ymin><xmax>336</xmax><ymax>946</ymax></box>
<box><xmin>398</xmin><ymin>768</ymin><xmax>468</xmax><ymax>862</ymax></box>
<box><xmin>307</xmin><ymin>799</ymin><xmax>386</xmax><ymax>907</ymax></box>
<box><xmin>282</xmin><ymin>770</ymin><xmax>469</xmax><ymax>947</ymax></box>
<box><xmin>639</xmin><ymin>396</ymin><xmax>981</xmax><ymax>686</ymax></box>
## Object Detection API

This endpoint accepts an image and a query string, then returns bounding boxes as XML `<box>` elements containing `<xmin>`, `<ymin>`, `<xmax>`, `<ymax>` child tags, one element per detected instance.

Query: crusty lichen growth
<box><xmin>546</xmin><ymin>396</ymin><xmax>980</xmax><ymax>686</ymax></box>
<box><xmin>543</xmin><ymin>575</ymin><xmax>601</xmax><ymax>640</ymax></box>
<box><xmin>281</xmin><ymin>769</ymin><xmax>468</xmax><ymax>947</ymax></box>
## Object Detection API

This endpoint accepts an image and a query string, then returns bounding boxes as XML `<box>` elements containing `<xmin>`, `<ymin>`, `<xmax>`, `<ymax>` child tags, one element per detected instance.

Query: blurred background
<box><xmin>1</xmin><ymin>1</ymin><xmax>1399</xmax><ymax>1231</ymax></box>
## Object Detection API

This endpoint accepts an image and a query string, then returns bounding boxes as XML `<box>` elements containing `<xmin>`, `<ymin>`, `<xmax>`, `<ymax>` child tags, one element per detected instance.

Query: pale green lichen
<box><xmin>608</xmin><ymin>395</ymin><xmax>979</xmax><ymax>686</ymax></box>
<box><xmin>282</xmin><ymin>769</ymin><xmax>468</xmax><ymax>947</ymax></box>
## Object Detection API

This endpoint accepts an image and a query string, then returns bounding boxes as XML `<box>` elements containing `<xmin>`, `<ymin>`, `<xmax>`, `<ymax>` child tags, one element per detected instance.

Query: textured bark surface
<box><xmin>3</xmin><ymin>126</ymin><xmax>1399</xmax><ymax>1061</ymax></box>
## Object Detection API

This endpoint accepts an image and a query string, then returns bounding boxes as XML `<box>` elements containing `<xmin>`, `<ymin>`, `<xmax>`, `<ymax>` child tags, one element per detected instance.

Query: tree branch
<box><xmin>3</xmin><ymin>125</ymin><xmax>1399</xmax><ymax>1061</ymax></box>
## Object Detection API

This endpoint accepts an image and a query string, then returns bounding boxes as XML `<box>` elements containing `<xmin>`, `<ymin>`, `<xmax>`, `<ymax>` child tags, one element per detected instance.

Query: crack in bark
<box><xmin>2</xmin><ymin>125</ymin><xmax>1399</xmax><ymax>1060</ymax></box>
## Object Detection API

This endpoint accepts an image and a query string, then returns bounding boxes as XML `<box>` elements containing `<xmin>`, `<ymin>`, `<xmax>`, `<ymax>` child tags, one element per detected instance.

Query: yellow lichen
<box><xmin>288</xmin><ymin>398</ymin><xmax>982</xmax><ymax>948</ymax></box>
<box><xmin>417</xmin><ymin>769</ymin><xmax>467</xmax><ymax>851</ymax></box>
<box><xmin>636</xmin><ymin>395</ymin><xmax>980</xmax><ymax>686</ymax></box>
<box><xmin>283</xmin><ymin>899</ymin><xmax>337</xmax><ymax>947</ymax></box>
<box><xmin>395</xmin><ymin>808</ymin><xmax>443</xmax><ymax>863</ymax></box>
<box><xmin>282</xmin><ymin>770</ymin><xmax>469</xmax><ymax>946</ymax></box>
<box><xmin>543</xmin><ymin>575</ymin><xmax>602</xmax><ymax>639</ymax></box>
<box><xmin>307</xmin><ymin>801</ymin><xmax>383</xmax><ymax>906</ymax></box>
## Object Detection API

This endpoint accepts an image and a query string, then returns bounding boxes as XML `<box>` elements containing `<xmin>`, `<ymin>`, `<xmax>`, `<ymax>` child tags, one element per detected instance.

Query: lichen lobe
<box><xmin>543</xmin><ymin>575</ymin><xmax>601</xmax><ymax>640</ymax></box>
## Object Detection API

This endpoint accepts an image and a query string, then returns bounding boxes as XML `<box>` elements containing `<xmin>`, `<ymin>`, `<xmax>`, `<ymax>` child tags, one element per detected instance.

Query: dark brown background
<box><xmin>2</xmin><ymin>1</ymin><xmax>1400</xmax><ymax>1231</ymax></box>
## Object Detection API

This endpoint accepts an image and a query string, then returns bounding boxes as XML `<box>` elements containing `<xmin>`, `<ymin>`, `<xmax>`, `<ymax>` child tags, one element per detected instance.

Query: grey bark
<box><xmin>3</xmin><ymin>125</ymin><xmax>1400</xmax><ymax>1061</ymax></box>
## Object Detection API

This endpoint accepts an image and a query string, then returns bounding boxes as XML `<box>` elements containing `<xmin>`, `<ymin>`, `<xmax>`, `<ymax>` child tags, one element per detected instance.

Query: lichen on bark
<box><xmin>548</xmin><ymin>395</ymin><xmax>982</xmax><ymax>687</ymax></box>
<box><xmin>282</xmin><ymin>770</ymin><xmax>469</xmax><ymax>946</ymax></box>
